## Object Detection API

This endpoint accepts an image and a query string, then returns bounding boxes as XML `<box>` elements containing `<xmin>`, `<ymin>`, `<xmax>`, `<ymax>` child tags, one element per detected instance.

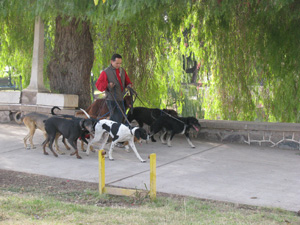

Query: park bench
<box><xmin>0</xmin><ymin>74</ymin><xmax>22</xmax><ymax>91</ymax></box>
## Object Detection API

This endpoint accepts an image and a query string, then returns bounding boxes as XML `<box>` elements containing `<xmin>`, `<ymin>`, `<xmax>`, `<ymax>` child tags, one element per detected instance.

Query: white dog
<box><xmin>86</xmin><ymin>119</ymin><xmax>148</xmax><ymax>162</ymax></box>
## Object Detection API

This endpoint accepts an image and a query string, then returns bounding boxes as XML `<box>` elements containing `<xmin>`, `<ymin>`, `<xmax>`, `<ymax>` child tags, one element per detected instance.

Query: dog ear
<box><xmin>134</xmin><ymin>129</ymin><xmax>141</xmax><ymax>140</ymax></box>
<box><xmin>79</xmin><ymin>119</ymin><xmax>85</xmax><ymax>130</ymax></box>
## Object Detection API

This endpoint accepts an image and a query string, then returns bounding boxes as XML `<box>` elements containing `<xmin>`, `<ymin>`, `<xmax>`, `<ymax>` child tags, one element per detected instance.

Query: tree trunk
<box><xmin>47</xmin><ymin>16</ymin><xmax>94</xmax><ymax>109</ymax></box>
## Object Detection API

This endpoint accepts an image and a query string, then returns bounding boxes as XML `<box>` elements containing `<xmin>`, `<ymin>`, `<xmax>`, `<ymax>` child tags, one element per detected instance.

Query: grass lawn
<box><xmin>1</xmin><ymin>188</ymin><xmax>299</xmax><ymax>224</ymax></box>
<box><xmin>1</xmin><ymin>170</ymin><xmax>299</xmax><ymax>224</ymax></box>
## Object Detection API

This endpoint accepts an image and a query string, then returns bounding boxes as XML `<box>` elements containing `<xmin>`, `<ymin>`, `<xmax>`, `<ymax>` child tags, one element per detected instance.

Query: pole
<box><xmin>150</xmin><ymin>153</ymin><xmax>156</xmax><ymax>200</ymax></box>
<box><xmin>98</xmin><ymin>150</ymin><xmax>105</xmax><ymax>194</ymax></box>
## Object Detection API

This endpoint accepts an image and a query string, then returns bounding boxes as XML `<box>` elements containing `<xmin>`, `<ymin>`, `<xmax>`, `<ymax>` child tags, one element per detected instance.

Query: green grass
<box><xmin>0</xmin><ymin>190</ymin><xmax>299</xmax><ymax>225</ymax></box>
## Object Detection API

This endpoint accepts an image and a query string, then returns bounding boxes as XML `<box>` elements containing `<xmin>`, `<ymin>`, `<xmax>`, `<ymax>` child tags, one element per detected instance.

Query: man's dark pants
<box><xmin>106</xmin><ymin>100</ymin><xmax>124</xmax><ymax>123</ymax></box>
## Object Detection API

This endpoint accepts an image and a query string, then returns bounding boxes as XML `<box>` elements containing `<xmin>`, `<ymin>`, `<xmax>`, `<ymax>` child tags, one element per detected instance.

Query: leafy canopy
<box><xmin>0</xmin><ymin>0</ymin><xmax>299</xmax><ymax>121</ymax></box>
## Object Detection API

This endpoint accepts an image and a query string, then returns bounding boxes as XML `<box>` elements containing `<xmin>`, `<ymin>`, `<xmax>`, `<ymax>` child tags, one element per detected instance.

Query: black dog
<box><xmin>150</xmin><ymin>116</ymin><xmax>201</xmax><ymax>148</ymax></box>
<box><xmin>43</xmin><ymin>117</ymin><xmax>94</xmax><ymax>159</ymax></box>
<box><xmin>127</xmin><ymin>107</ymin><xmax>178</xmax><ymax>142</ymax></box>
<box><xmin>51</xmin><ymin>106</ymin><xmax>98</xmax><ymax>152</ymax></box>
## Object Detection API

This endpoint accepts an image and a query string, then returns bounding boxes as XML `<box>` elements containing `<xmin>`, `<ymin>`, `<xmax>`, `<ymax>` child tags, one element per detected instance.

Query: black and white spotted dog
<box><xmin>150</xmin><ymin>116</ymin><xmax>201</xmax><ymax>148</ymax></box>
<box><xmin>86</xmin><ymin>119</ymin><xmax>148</xmax><ymax>162</ymax></box>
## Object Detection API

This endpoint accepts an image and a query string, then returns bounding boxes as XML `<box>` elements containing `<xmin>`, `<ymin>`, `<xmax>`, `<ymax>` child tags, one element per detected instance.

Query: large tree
<box><xmin>47</xmin><ymin>16</ymin><xmax>94</xmax><ymax>108</ymax></box>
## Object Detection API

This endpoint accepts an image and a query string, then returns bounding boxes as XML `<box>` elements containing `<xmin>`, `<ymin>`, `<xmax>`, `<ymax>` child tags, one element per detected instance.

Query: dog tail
<box><xmin>14</xmin><ymin>111</ymin><xmax>23</xmax><ymax>124</ymax></box>
<box><xmin>51</xmin><ymin>106</ymin><xmax>61</xmax><ymax>115</ymax></box>
<box><xmin>80</xmin><ymin>108</ymin><xmax>90</xmax><ymax>119</ymax></box>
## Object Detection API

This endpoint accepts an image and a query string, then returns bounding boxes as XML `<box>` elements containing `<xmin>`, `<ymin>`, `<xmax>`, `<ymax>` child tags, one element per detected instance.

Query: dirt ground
<box><xmin>0</xmin><ymin>169</ymin><xmax>175</xmax><ymax>207</ymax></box>
<box><xmin>0</xmin><ymin>169</ymin><xmax>98</xmax><ymax>193</ymax></box>
<box><xmin>0</xmin><ymin>169</ymin><xmax>151</xmax><ymax>207</ymax></box>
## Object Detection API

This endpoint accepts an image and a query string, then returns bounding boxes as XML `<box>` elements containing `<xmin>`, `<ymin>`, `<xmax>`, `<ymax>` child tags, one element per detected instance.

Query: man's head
<box><xmin>111</xmin><ymin>54</ymin><xmax>122</xmax><ymax>69</ymax></box>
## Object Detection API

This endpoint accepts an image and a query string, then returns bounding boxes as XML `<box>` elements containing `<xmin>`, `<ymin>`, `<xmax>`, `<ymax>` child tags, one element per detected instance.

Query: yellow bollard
<box><xmin>150</xmin><ymin>153</ymin><xmax>156</xmax><ymax>200</ymax></box>
<box><xmin>98</xmin><ymin>150</ymin><xmax>106</xmax><ymax>194</ymax></box>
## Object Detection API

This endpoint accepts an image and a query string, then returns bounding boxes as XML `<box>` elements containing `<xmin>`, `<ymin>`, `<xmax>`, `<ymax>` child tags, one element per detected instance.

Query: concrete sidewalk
<box><xmin>0</xmin><ymin>122</ymin><xmax>299</xmax><ymax>212</ymax></box>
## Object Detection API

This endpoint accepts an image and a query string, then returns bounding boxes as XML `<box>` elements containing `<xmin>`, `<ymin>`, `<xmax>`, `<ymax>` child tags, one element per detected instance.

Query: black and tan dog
<box><xmin>127</xmin><ymin>107</ymin><xmax>178</xmax><ymax>142</ymax></box>
<box><xmin>43</xmin><ymin>116</ymin><xmax>95</xmax><ymax>159</ymax></box>
<box><xmin>50</xmin><ymin>107</ymin><xmax>97</xmax><ymax>152</ymax></box>
<box><xmin>150</xmin><ymin>116</ymin><xmax>201</xmax><ymax>148</ymax></box>
<box><xmin>15</xmin><ymin>110</ymin><xmax>70</xmax><ymax>154</ymax></box>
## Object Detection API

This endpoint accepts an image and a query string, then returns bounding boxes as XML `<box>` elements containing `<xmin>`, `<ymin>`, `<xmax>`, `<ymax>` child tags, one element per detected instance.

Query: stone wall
<box><xmin>0</xmin><ymin>111</ymin><xmax>13</xmax><ymax>123</ymax></box>
<box><xmin>195</xmin><ymin>120</ymin><xmax>300</xmax><ymax>150</ymax></box>
<box><xmin>0</xmin><ymin>105</ymin><xmax>76</xmax><ymax>123</ymax></box>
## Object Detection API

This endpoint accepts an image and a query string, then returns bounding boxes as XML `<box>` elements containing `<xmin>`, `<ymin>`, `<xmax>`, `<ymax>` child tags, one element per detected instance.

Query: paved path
<box><xmin>0</xmin><ymin>122</ymin><xmax>300</xmax><ymax>212</ymax></box>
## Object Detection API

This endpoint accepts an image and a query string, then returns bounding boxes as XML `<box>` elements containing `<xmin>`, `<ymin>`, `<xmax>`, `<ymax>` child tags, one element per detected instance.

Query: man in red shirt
<box><xmin>96</xmin><ymin>54</ymin><xmax>132</xmax><ymax>123</ymax></box>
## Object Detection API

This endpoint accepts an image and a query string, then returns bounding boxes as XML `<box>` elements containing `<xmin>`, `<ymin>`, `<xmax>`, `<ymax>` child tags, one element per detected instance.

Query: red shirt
<box><xmin>96</xmin><ymin>68</ymin><xmax>132</xmax><ymax>92</ymax></box>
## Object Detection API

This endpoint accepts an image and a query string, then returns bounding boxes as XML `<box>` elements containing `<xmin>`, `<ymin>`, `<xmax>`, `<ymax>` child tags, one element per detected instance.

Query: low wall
<box><xmin>0</xmin><ymin>104</ymin><xmax>76</xmax><ymax>123</ymax></box>
<box><xmin>196</xmin><ymin>119</ymin><xmax>300</xmax><ymax>150</ymax></box>
<box><xmin>0</xmin><ymin>91</ymin><xmax>78</xmax><ymax>122</ymax></box>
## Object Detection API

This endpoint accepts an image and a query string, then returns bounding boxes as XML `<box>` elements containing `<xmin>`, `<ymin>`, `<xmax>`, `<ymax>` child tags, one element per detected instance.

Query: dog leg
<box><xmin>167</xmin><ymin>133</ymin><xmax>172</xmax><ymax>147</ymax></box>
<box><xmin>23</xmin><ymin>119</ymin><xmax>36</xmax><ymax>149</ymax></box>
<box><xmin>99</xmin><ymin>132</ymin><xmax>110</xmax><ymax>150</ymax></box>
<box><xmin>27</xmin><ymin>128</ymin><xmax>36</xmax><ymax>149</ymax></box>
<box><xmin>108</xmin><ymin>142</ymin><xmax>116</xmax><ymax>161</ymax></box>
<box><xmin>86</xmin><ymin>133</ymin><xmax>98</xmax><ymax>155</ymax></box>
<box><xmin>160</xmin><ymin>130</ymin><xmax>167</xmax><ymax>144</ymax></box>
<box><xmin>68</xmin><ymin>140</ymin><xmax>81</xmax><ymax>159</ymax></box>
<box><xmin>42</xmin><ymin>133</ymin><xmax>51</xmax><ymax>149</ymax></box>
<box><xmin>43</xmin><ymin>136</ymin><xmax>50</xmax><ymax>155</ymax></box>
<box><xmin>81</xmin><ymin>137</ymin><xmax>95</xmax><ymax>153</ymax></box>
<box><xmin>128</xmin><ymin>140</ymin><xmax>146</xmax><ymax>163</ymax></box>
<box><xmin>62</xmin><ymin>136</ymin><xmax>71</xmax><ymax>150</ymax></box>
<box><xmin>86</xmin><ymin>131</ymin><xmax>104</xmax><ymax>155</ymax></box>
<box><xmin>86</xmin><ymin>131</ymin><xmax>109</xmax><ymax>155</ymax></box>
<box><xmin>149</xmin><ymin>125</ymin><xmax>157</xmax><ymax>142</ymax></box>
<box><xmin>48</xmin><ymin>136</ymin><xmax>58</xmax><ymax>157</ymax></box>
<box><xmin>151</xmin><ymin>135</ymin><xmax>157</xmax><ymax>142</ymax></box>
<box><xmin>80</xmin><ymin>139</ymin><xmax>95</xmax><ymax>153</ymax></box>
<box><xmin>81</xmin><ymin>140</ymin><xmax>85</xmax><ymax>152</ymax></box>
<box><xmin>54</xmin><ymin>133</ymin><xmax>65</xmax><ymax>155</ymax></box>
<box><xmin>90</xmin><ymin>145</ymin><xmax>94</xmax><ymax>152</ymax></box>
<box><xmin>185</xmin><ymin>132</ymin><xmax>195</xmax><ymax>148</ymax></box>
<box><xmin>88</xmin><ymin>133</ymin><xmax>95</xmax><ymax>153</ymax></box>
<box><xmin>124</xmin><ymin>141</ymin><xmax>130</xmax><ymax>153</ymax></box>
<box><xmin>167</xmin><ymin>132</ymin><xmax>176</xmax><ymax>147</ymax></box>
<box><xmin>86</xmin><ymin>138</ymin><xmax>94</xmax><ymax>156</ymax></box>
<box><xmin>23</xmin><ymin>133</ymin><xmax>31</xmax><ymax>149</ymax></box>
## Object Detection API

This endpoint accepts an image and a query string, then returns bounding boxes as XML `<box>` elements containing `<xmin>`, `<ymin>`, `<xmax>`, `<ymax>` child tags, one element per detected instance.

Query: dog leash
<box><xmin>97</xmin><ymin>111</ymin><xmax>110</xmax><ymax>120</ymax></box>
<box><xmin>95</xmin><ymin>100</ymin><xmax>111</xmax><ymax>120</ymax></box>
<box><xmin>95</xmin><ymin>91</ymin><xmax>130</xmax><ymax>120</ymax></box>
<box><xmin>107</xmin><ymin>88</ymin><xmax>132</xmax><ymax>128</ymax></box>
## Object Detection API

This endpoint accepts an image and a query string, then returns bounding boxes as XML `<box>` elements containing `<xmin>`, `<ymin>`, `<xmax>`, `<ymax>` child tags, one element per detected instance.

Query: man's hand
<box><xmin>109</xmin><ymin>82</ymin><xmax>115</xmax><ymax>88</ymax></box>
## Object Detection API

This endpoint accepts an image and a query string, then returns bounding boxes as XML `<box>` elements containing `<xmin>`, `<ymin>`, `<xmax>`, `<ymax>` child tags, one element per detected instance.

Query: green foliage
<box><xmin>91</xmin><ymin>0</ymin><xmax>192</xmax><ymax>115</ymax></box>
<box><xmin>0</xmin><ymin>0</ymin><xmax>299</xmax><ymax>121</ymax></box>
<box><xmin>189</xmin><ymin>0</ymin><xmax>300</xmax><ymax>122</ymax></box>
<box><xmin>0</xmin><ymin>1</ymin><xmax>34</xmax><ymax>86</ymax></box>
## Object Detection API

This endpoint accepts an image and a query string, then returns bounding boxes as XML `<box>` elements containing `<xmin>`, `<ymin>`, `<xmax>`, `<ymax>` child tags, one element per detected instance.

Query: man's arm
<box><xmin>95</xmin><ymin>71</ymin><xmax>107</xmax><ymax>92</ymax></box>
<box><xmin>124</xmin><ymin>69</ymin><xmax>132</xmax><ymax>87</ymax></box>
<box><xmin>96</xmin><ymin>71</ymin><xmax>115</xmax><ymax>91</ymax></box>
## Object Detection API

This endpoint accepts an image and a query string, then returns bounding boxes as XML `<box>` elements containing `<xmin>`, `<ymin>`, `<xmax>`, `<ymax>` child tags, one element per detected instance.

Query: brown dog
<box><xmin>75</xmin><ymin>95</ymin><xmax>133</xmax><ymax>119</ymax></box>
